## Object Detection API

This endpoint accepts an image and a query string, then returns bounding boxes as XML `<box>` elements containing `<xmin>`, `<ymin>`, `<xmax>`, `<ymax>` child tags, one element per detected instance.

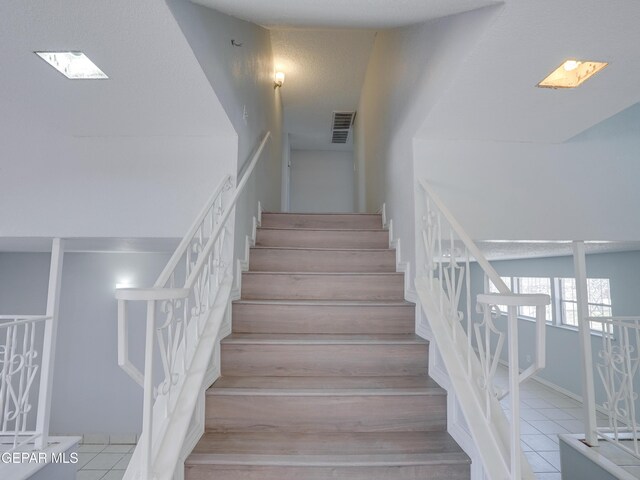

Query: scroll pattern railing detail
<box><xmin>0</xmin><ymin>237</ymin><xmax>64</xmax><ymax>454</ymax></box>
<box><xmin>0</xmin><ymin>316</ymin><xmax>49</xmax><ymax>451</ymax></box>
<box><xmin>417</xmin><ymin>179</ymin><xmax>549</xmax><ymax>480</ymax></box>
<box><xmin>116</xmin><ymin>131</ymin><xmax>271</xmax><ymax>480</ymax></box>
<box><xmin>589</xmin><ymin>316</ymin><xmax>640</xmax><ymax>458</ymax></box>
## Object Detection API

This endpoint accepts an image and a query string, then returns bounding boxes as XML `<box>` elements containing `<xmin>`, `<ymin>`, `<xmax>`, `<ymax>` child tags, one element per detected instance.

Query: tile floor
<box><xmin>495</xmin><ymin>365</ymin><xmax>607</xmax><ymax>480</ymax></box>
<box><xmin>76</xmin><ymin>443</ymin><xmax>133</xmax><ymax>480</ymax></box>
<box><xmin>74</xmin><ymin>368</ymin><xmax>600</xmax><ymax>480</ymax></box>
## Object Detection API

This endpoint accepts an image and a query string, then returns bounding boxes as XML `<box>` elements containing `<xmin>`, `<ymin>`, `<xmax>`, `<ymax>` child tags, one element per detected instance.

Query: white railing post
<box><xmin>141</xmin><ymin>300</ymin><xmax>156</xmax><ymax>480</ymax></box>
<box><xmin>572</xmin><ymin>240</ymin><xmax>598</xmax><ymax>446</ymax></box>
<box><xmin>507</xmin><ymin>304</ymin><xmax>522</xmax><ymax>480</ymax></box>
<box><xmin>35</xmin><ymin>238</ymin><xmax>65</xmax><ymax>450</ymax></box>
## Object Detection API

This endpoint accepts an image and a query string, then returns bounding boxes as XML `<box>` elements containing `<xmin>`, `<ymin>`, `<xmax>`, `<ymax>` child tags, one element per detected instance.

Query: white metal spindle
<box><xmin>508</xmin><ymin>304</ymin><xmax>521</xmax><ymax>480</ymax></box>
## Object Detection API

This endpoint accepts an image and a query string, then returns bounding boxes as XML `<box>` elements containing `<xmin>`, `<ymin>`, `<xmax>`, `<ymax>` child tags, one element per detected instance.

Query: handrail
<box><xmin>185</xmin><ymin>131</ymin><xmax>270</xmax><ymax>290</ymax></box>
<box><xmin>416</xmin><ymin>179</ymin><xmax>549</xmax><ymax>480</ymax></box>
<box><xmin>583</xmin><ymin>313</ymin><xmax>640</xmax><ymax>459</ymax></box>
<box><xmin>418</xmin><ymin>179</ymin><xmax>510</xmax><ymax>294</ymax></box>
<box><xmin>154</xmin><ymin>175</ymin><xmax>232</xmax><ymax>288</ymax></box>
<box><xmin>116</xmin><ymin>131</ymin><xmax>271</xmax><ymax>480</ymax></box>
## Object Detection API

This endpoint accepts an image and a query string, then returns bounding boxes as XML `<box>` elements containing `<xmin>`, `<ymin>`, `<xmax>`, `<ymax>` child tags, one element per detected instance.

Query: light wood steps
<box><xmin>204</xmin><ymin>375</ymin><xmax>446</xmax><ymax>433</ymax></box>
<box><xmin>221</xmin><ymin>334</ymin><xmax>428</xmax><ymax>377</ymax></box>
<box><xmin>256</xmin><ymin>227</ymin><xmax>389</xmax><ymax>249</ymax></box>
<box><xmin>232</xmin><ymin>300</ymin><xmax>415</xmax><ymax>334</ymax></box>
<box><xmin>249</xmin><ymin>246</ymin><xmax>396</xmax><ymax>272</ymax></box>
<box><xmin>186</xmin><ymin>432</ymin><xmax>470</xmax><ymax>480</ymax></box>
<box><xmin>241</xmin><ymin>272</ymin><xmax>405</xmax><ymax>300</ymax></box>
<box><xmin>261</xmin><ymin>212</ymin><xmax>383</xmax><ymax>230</ymax></box>
<box><xmin>186</xmin><ymin>211</ymin><xmax>470</xmax><ymax>479</ymax></box>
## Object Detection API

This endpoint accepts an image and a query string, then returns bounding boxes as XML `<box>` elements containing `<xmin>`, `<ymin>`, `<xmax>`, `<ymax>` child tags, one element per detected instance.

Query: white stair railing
<box><xmin>574</xmin><ymin>241</ymin><xmax>640</xmax><ymax>459</ymax></box>
<box><xmin>0</xmin><ymin>238</ymin><xmax>64</xmax><ymax>453</ymax></box>
<box><xmin>416</xmin><ymin>180</ymin><xmax>549</xmax><ymax>480</ymax></box>
<box><xmin>115</xmin><ymin>132</ymin><xmax>270</xmax><ymax>480</ymax></box>
<box><xmin>587</xmin><ymin>315</ymin><xmax>640</xmax><ymax>457</ymax></box>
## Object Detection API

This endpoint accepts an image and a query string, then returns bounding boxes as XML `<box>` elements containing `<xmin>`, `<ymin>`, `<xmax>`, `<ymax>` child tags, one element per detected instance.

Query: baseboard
<box><xmin>381</xmin><ymin>208</ymin><xmax>415</xmax><ymax>304</ymax></box>
<box><xmin>231</xmin><ymin>214</ymin><xmax>258</xmax><ymax>301</ymax></box>
<box><xmin>496</xmin><ymin>358</ymin><xmax>609</xmax><ymax>417</ymax></box>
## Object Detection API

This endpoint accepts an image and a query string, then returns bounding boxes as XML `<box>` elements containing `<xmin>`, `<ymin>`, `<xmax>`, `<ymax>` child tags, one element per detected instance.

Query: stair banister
<box><xmin>115</xmin><ymin>131</ymin><xmax>271</xmax><ymax>480</ymax></box>
<box><xmin>416</xmin><ymin>179</ymin><xmax>549</xmax><ymax>480</ymax></box>
<box><xmin>0</xmin><ymin>238</ymin><xmax>64</xmax><ymax>453</ymax></box>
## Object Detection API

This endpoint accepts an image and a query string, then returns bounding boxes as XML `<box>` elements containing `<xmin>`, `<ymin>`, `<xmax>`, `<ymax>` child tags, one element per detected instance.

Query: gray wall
<box><xmin>354</xmin><ymin>6</ymin><xmax>500</xmax><ymax>287</ymax></box>
<box><xmin>290</xmin><ymin>150</ymin><xmax>355</xmax><ymax>213</ymax></box>
<box><xmin>468</xmin><ymin>250</ymin><xmax>640</xmax><ymax>404</ymax></box>
<box><xmin>167</xmin><ymin>0</ymin><xmax>285</xmax><ymax>283</ymax></box>
<box><xmin>0</xmin><ymin>251</ymin><xmax>171</xmax><ymax>436</ymax></box>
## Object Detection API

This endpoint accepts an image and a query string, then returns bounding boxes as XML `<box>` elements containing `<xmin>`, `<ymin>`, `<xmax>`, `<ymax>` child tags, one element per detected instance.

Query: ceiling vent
<box><xmin>331</xmin><ymin>111</ymin><xmax>356</xmax><ymax>144</ymax></box>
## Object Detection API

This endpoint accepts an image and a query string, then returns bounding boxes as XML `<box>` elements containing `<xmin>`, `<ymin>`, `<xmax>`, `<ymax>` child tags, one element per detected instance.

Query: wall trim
<box><xmin>495</xmin><ymin>357</ymin><xmax>607</xmax><ymax>417</ymax></box>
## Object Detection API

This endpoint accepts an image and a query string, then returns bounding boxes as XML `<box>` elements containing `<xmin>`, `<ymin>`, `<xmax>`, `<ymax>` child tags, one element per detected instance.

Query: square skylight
<box><xmin>35</xmin><ymin>51</ymin><xmax>108</xmax><ymax>79</ymax></box>
<box><xmin>537</xmin><ymin>60</ymin><xmax>607</xmax><ymax>89</ymax></box>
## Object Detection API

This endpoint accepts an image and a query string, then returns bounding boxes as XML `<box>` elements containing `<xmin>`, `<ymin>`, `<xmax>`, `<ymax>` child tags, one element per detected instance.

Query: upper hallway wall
<box><xmin>354</xmin><ymin>6</ymin><xmax>500</xmax><ymax>281</ymax></box>
<box><xmin>414</xmin><ymin>102</ymin><xmax>640</xmax><ymax>242</ymax></box>
<box><xmin>167</xmin><ymin>0</ymin><xmax>283</xmax><ymax>213</ymax></box>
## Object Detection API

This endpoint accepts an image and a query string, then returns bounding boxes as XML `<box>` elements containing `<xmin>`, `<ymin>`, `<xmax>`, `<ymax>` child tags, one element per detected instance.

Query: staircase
<box><xmin>185</xmin><ymin>212</ymin><xmax>470</xmax><ymax>480</ymax></box>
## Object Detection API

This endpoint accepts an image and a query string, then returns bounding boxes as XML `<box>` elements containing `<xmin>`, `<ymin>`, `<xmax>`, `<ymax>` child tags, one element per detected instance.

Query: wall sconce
<box><xmin>274</xmin><ymin>71</ymin><xmax>285</xmax><ymax>89</ymax></box>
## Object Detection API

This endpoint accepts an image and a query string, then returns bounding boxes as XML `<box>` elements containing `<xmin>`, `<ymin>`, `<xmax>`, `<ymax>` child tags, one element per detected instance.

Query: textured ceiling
<box><xmin>0</xmin><ymin>0</ymin><xmax>232</xmax><ymax>140</ymax></box>
<box><xmin>192</xmin><ymin>0</ymin><xmax>500</xmax><ymax>28</ymax></box>
<box><xmin>419</xmin><ymin>0</ymin><xmax>640</xmax><ymax>143</ymax></box>
<box><xmin>271</xmin><ymin>29</ymin><xmax>376</xmax><ymax>150</ymax></box>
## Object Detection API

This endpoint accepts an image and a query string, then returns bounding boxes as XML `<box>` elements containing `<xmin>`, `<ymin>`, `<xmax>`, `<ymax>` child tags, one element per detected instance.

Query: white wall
<box><xmin>167</xmin><ymin>0</ymin><xmax>284</xmax><ymax>264</ymax></box>
<box><xmin>0</xmin><ymin>251</ymin><xmax>172</xmax><ymax>436</ymax></box>
<box><xmin>290</xmin><ymin>150</ymin><xmax>355</xmax><ymax>213</ymax></box>
<box><xmin>0</xmin><ymin>0</ymin><xmax>237</xmax><ymax>239</ymax></box>
<box><xmin>414</xmin><ymin>102</ymin><xmax>640</xmax><ymax>241</ymax></box>
<box><xmin>354</xmin><ymin>6</ymin><xmax>500</xmax><ymax>282</ymax></box>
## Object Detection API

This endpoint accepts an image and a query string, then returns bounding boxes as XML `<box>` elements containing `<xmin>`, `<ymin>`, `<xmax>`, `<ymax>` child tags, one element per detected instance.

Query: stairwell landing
<box><xmin>185</xmin><ymin>212</ymin><xmax>470</xmax><ymax>479</ymax></box>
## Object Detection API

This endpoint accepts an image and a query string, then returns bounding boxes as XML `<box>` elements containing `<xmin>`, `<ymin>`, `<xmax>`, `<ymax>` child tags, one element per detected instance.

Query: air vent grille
<box><xmin>330</xmin><ymin>111</ymin><xmax>356</xmax><ymax>144</ymax></box>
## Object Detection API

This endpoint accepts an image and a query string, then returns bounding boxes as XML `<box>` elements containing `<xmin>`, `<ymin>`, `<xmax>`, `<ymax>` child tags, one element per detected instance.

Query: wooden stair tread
<box><xmin>251</xmin><ymin>246</ymin><xmax>394</xmax><ymax>252</ymax></box>
<box><xmin>232</xmin><ymin>299</ymin><xmax>414</xmax><ymax>306</ymax></box>
<box><xmin>222</xmin><ymin>333</ymin><xmax>427</xmax><ymax>345</ymax></box>
<box><xmin>189</xmin><ymin>431</ymin><xmax>467</xmax><ymax>459</ymax></box>
<box><xmin>243</xmin><ymin>271</ymin><xmax>403</xmax><ymax>276</ymax></box>
<box><xmin>263</xmin><ymin>212</ymin><xmax>382</xmax><ymax>216</ymax></box>
<box><xmin>209</xmin><ymin>376</ymin><xmax>443</xmax><ymax>396</ymax></box>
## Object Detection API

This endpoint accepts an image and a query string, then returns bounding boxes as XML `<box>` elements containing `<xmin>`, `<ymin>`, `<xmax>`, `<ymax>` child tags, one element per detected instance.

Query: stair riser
<box><xmin>221</xmin><ymin>344</ymin><xmax>428</xmax><ymax>377</ymax></box>
<box><xmin>186</xmin><ymin>464</ymin><xmax>470</xmax><ymax>480</ymax></box>
<box><xmin>261</xmin><ymin>214</ymin><xmax>382</xmax><ymax>230</ymax></box>
<box><xmin>256</xmin><ymin>229</ymin><xmax>389</xmax><ymax>249</ymax></box>
<box><xmin>232</xmin><ymin>304</ymin><xmax>415</xmax><ymax>334</ymax></box>
<box><xmin>241</xmin><ymin>273</ymin><xmax>404</xmax><ymax>301</ymax></box>
<box><xmin>249</xmin><ymin>248</ymin><xmax>396</xmax><ymax>273</ymax></box>
<box><xmin>205</xmin><ymin>394</ymin><xmax>446</xmax><ymax>433</ymax></box>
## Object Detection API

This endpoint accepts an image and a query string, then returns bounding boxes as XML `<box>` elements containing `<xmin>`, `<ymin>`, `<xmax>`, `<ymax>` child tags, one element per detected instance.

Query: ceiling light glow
<box><xmin>35</xmin><ymin>51</ymin><xmax>108</xmax><ymax>79</ymax></box>
<box><xmin>562</xmin><ymin>60</ymin><xmax>580</xmax><ymax>71</ymax></box>
<box><xmin>537</xmin><ymin>59</ymin><xmax>607</xmax><ymax>89</ymax></box>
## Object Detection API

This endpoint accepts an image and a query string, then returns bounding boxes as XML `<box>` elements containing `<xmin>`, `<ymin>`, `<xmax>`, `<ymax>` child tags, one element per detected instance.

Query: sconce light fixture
<box><xmin>274</xmin><ymin>71</ymin><xmax>285</xmax><ymax>89</ymax></box>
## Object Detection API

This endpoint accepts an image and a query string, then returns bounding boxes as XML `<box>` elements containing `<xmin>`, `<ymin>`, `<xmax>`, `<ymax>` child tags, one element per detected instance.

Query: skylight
<box><xmin>35</xmin><ymin>51</ymin><xmax>108</xmax><ymax>79</ymax></box>
<box><xmin>537</xmin><ymin>60</ymin><xmax>607</xmax><ymax>89</ymax></box>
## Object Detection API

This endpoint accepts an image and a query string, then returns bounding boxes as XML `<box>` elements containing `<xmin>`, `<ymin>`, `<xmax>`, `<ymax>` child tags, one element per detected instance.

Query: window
<box><xmin>484</xmin><ymin>274</ymin><xmax>611</xmax><ymax>333</ymax></box>
<box><xmin>558</xmin><ymin>278</ymin><xmax>612</xmax><ymax>331</ymax></box>
<box><xmin>488</xmin><ymin>276</ymin><xmax>512</xmax><ymax>293</ymax></box>
<box><xmin>513</xmin><ymin>277</ymin><xmax>552</xmax><ymax>322</ymax></box>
